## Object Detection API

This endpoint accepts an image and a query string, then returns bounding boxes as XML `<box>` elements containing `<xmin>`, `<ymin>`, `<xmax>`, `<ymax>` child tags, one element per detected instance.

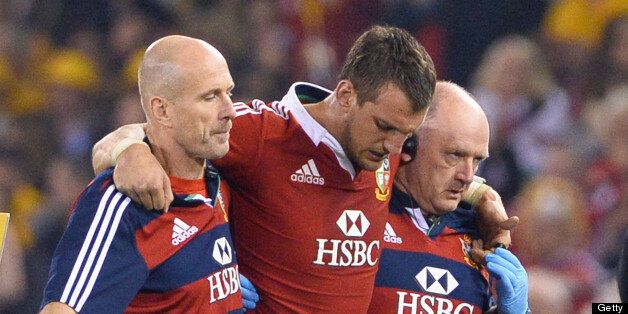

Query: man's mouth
<box><xmin>368</xmin><ymin>150</ymin><xmax>388</xmax><ymax>161</ymax></box>
<box><xmin>213</xmin><ymin>126</ymin><xmax>231</xmax><ymax>135</ymax></box>
<box><xmin>447</xmin><ymin>189</ymin><xmax>464</xmax><ymax>196</ymax></box>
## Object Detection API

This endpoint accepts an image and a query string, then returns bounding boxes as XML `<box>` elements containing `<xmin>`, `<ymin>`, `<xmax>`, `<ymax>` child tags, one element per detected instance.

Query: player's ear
<box><xmin>335</xmin><ymin>80</ymin><xmax>358</xmax><ymax>111</ymax></box>
<box><xmin>150</xmin><ymin>97</ymin><xmax>173</xmax><ymax>127</ymax></box>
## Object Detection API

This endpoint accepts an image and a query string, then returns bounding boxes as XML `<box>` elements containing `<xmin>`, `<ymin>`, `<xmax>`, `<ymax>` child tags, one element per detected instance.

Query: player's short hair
<box><xmin>339</xmin><ymin>25</ymin><xmax>436</xmax><ymax>112</ymax></box>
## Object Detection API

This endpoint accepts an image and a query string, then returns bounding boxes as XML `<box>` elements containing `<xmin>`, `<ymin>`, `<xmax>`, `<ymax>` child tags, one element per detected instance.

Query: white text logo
<box><xmin>171</xmin><ymin>218</ymin><xmax>199</xmax><ymax>246</ymax></box>
<box><xmin>313</xmin><ymin>239</ymin><xmax>380</xmax><ymax>266</ymax></box>
<box><xmin>291</xmin><ymin>159</ymin><xmax>325</xmax><ymax>185</ymax></box>
<box><xmin>384</xmin><ymin>222</ymin><xmax>403</xmax><ymax>244</ymax></box>
<box><xmin>313</xmin><ymin>210</ymin><xmax>379</xmax><ymax>267</ymax></box>
<box><xmin>207</xmin><ymin>265</ymin><xmax>240</xmax><ymax>303</ymax></box>
<box><xmin>396</xmin><ymin>291</ymin><xmax>474</xmax><ymax>314</ymax></box>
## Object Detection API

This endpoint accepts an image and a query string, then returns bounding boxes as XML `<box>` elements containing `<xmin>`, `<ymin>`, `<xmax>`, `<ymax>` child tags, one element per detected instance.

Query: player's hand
<box><xmin>240</xmin><ymin>274</ymin><xmax>260</xmax><ymax>310</ymax></box>
<box><xmin>113</xmin><ymin>144</ymin><xmax>173</xmax><ymax>211</ymax></box>
<box><xmin>475</xmin><ymin>188</ymin><xmax>519</xmax><ymax>249</ymax></box>
<box><xmin>485</xmin><ymin>248</ymin><xmax>528</xmax><ymax>314</ymax></box>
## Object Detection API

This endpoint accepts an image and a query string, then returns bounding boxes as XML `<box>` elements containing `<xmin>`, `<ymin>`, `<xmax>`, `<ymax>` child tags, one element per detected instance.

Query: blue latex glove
<box><xmin>485</xmin><ymin>248</ymin><xmax>528</xmax><ymax>314</ymax></box>
<box><xmin>240</xmin><ymin>274</ymin><xmax>260</xmax><ymax>310</ymax></box>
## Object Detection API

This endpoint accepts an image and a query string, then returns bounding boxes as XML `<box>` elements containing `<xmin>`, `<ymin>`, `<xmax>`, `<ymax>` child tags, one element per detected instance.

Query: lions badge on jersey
<box><xmin>375</xmin><ymin>159</ymin><xmax>391</xmax><ymax>201</ymax></box>
<box><xmin>460</xmin><ymin>235</ymin><xmax>480</xmax><ymax>270</ymax></box>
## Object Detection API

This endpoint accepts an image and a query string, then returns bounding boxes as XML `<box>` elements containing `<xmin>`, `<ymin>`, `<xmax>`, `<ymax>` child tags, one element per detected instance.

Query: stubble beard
<box><xmin>341</xmin><ymin>125</ymin><xmax>371</xmax><ymax>172</ymax></box>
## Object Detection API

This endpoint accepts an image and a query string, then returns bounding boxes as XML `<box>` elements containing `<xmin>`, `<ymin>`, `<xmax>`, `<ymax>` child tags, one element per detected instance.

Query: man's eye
<box><xmin>376</xmin><ymin>121</ymin><xmax>393</xmax><ymax>131</ymax></box>
<box><xmin>446</xmin><ymin>152</ymin><xmax>462</xmax><ymax>163</ymax></box>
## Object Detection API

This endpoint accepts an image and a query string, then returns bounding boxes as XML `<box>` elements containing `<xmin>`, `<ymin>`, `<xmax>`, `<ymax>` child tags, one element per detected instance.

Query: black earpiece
<box><xmin>402</xmin><ymin>134</ymin><xmax>418</xmax><ymax>162</ymax></box>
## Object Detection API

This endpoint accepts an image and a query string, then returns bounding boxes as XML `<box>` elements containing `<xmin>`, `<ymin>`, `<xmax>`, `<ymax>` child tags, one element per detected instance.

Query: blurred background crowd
<box><xmin>0</xmin><ymin>0</ymin><xmax>625</xmax><ymax>312</ymax></box>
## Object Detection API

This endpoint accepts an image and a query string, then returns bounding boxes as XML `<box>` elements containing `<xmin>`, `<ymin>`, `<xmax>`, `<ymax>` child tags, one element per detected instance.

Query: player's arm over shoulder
<box><xmin>40</xmin><ymin>302</ymin><xmax>77</xmax><ymax>314</ymax></box>
<box><xmin>92</xmin><ymin>123</ymin><xmax>147</xmax><ymax>174</ymax></box>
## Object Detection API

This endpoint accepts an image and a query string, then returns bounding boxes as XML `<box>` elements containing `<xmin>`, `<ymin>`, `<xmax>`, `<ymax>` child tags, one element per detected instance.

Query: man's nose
<box><xmin>456</xmin><ymin>159</ymin><xmax>475</xmax><ymax>184</ymax></box>
<box><xmin>221</xmin><ymin>95</ymin><xmax>236</xmax><ymax>121</ymax></box>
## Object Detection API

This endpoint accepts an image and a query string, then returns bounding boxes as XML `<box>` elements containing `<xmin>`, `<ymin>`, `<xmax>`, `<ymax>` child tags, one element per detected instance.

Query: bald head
<box><xmin>421</xmin><ymin>81</ymin><xmax>488</xmax><ymax>135</ymax></box>
<box><xmin>136</xmin><ymin>35</ymin><xmax>235</xmax><ymax>178</ymax></box>
<box><xmin>396</xmin><ymin>81</ymin><xmax>490</xmax><ymax>215</ymax></box>
<box><xmin>138</xmin><ymin>35</ymin><xmax>227</xmax><ymax>118</ymax></box>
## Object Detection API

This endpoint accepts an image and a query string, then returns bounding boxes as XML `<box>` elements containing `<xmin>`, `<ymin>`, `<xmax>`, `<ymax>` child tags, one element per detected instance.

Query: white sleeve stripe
<box><xmin>75</xmin><ymin>197</ymin><xmax>131</xmax><ymax>312</ymax></box>
<box><xmin>234</xmin><ymin>105</ymin><xmax>249</xmax><ymax>109</ymax></box>
<box><xmin>233</xmin><ymin>100</ymin><xmax>290</xmax><ymax>120</ymax></box>
<box><xmin>252</xmin><ymin>99</ymin><xmax>263</xmax><ymax>110</ymax></box>
<box><xmin>60</xmin><ymin>185</ymin><xmax>115</xmax><ymax>303</ymax></box>
<box><xmin>235</xmin><ymin>108</ymin><xmax>253</xmax><ymax>117</ymax></box>
<box><xmin>68</xmin><ymin>192</ymin><xmax>123</xmax><ymax>307</ymax></box>
<box><xmin>272</xmin><ymin>101</ymin><xmax>287</xmax><ymax>118</ymax></box>
<box><xmin>60</xmin><ymin>189</ymin><xmax>131</xmax><ymax>311</ymax></box>
<box><xmin>234</xmin><ymin>107</ymin><xmax>250</xmax><ymax>113</ymax></box>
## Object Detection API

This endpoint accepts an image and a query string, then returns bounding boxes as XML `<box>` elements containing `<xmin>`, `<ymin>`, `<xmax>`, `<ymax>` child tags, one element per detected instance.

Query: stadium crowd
<box><xmin>0</xmin><ymin>0</ymin><xmax>625</xmax><ymax>313</ymax></box>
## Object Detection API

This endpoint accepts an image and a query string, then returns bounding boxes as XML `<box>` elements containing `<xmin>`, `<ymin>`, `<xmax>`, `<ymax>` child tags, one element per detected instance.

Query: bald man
<box><xmin>40</xmin><ymin>36</ymin><xmax>248</xmax><ymax>313</ymax></box>
<box><xmin>368</xmin><ymin>82</ymin><xmax>528</xmax><ymax>314</ymax></box>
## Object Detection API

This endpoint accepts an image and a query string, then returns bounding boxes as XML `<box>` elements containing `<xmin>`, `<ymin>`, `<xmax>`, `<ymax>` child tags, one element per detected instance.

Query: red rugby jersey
<box><xmin>42</xmin><ymin>167</ymin><xmax>243</xmax><ymax>314</ymax></box>
<box><xmin>368</xmin><ymin>187</ymin><xmax>492</xmax><ymax>314</ymax></box>
<box><xmin>213</xmin><ymin>82</ymin><xmax>398</xmax><ymax>313</ymax></box>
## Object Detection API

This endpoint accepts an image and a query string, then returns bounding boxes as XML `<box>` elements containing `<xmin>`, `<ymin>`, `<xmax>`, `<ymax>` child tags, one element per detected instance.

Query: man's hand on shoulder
<box><xmin>114</xmin><ymin>143</ymin><xmax>173</xmax><ymax>211</ymax></box>
<box><xmin>473</xmin><ymin>186</ymin><xmax>519</xmax><ymax>249</ymax></box>
<box><xmin>92</xmin><ymin>123</ymin><xmax>172</xmax><ymax>211</ymax></box>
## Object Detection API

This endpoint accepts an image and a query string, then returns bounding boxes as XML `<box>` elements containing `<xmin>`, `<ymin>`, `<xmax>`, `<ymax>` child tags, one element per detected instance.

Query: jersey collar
<box><xmin>170</xmin><ymin>165</ymin><xmax>221</xmax><ymax>209</ymax></box>
<box><xmin>281</xmin><ymin>82</ymin><xmax>357</xmax><ymax>179</ymax></box>
<box><xmin>390</xmin><ymin>186</ymin><xmax>430</xmax><ymax>234</ymax></box>
<box><xmin>390</xmin><ymin>185</ymin><xmax>479</xmax><ymax>237</ymax></box>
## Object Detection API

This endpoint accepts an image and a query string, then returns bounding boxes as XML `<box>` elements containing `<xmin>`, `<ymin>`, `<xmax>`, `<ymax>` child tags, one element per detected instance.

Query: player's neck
<box><xmin>393</xmin><ymin>178</ymin><xmax>434</xmax><ymax>215</ymax></box>
<box><xmin>146</xmin><ymin>127</ymin><xmax>205</xmax><ymax>180</ymax></box>
<box><xmin>304</xmin><ymin>95</ymin><xmax>346</xmax><ymax>146</ymax></box>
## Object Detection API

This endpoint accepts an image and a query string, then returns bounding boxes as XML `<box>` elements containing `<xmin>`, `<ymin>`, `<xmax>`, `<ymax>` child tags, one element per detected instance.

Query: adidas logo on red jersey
<box><xmin>384</xmin><ymin>223</ymin><xmax>403</xmax><ymax>244</ymax></box>
<box><xmin>171</xmin><ymin>218</ymin><xmax>198</xmax><ymax>245</ymax></box>
<box><xmin>291</xmin><ymin>159</ymin><xmax>325</xmax><ymax>186</ymax></box>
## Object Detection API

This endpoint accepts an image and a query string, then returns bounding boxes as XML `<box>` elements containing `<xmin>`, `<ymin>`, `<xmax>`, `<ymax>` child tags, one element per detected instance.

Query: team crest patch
<box><xmin>460</xmin><ymin>235</ymin><xmax>480</xmax><ymax>270</ymax></box>
<box><xmin>375</xmin><ymin>159</ymin><xmax>391</xmax><ymax>201</ymax></box>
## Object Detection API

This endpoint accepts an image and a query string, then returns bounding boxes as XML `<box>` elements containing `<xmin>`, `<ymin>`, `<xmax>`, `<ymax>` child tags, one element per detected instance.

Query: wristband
<box><xmin>462</xmin><ymin>176</ymin><xmax>490</xmax><ymax>207</ymax></box>
<box><xmin>111</xmin><ymin>139</ymin><xmax>149</xmax><ymax>165</ymax></box>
